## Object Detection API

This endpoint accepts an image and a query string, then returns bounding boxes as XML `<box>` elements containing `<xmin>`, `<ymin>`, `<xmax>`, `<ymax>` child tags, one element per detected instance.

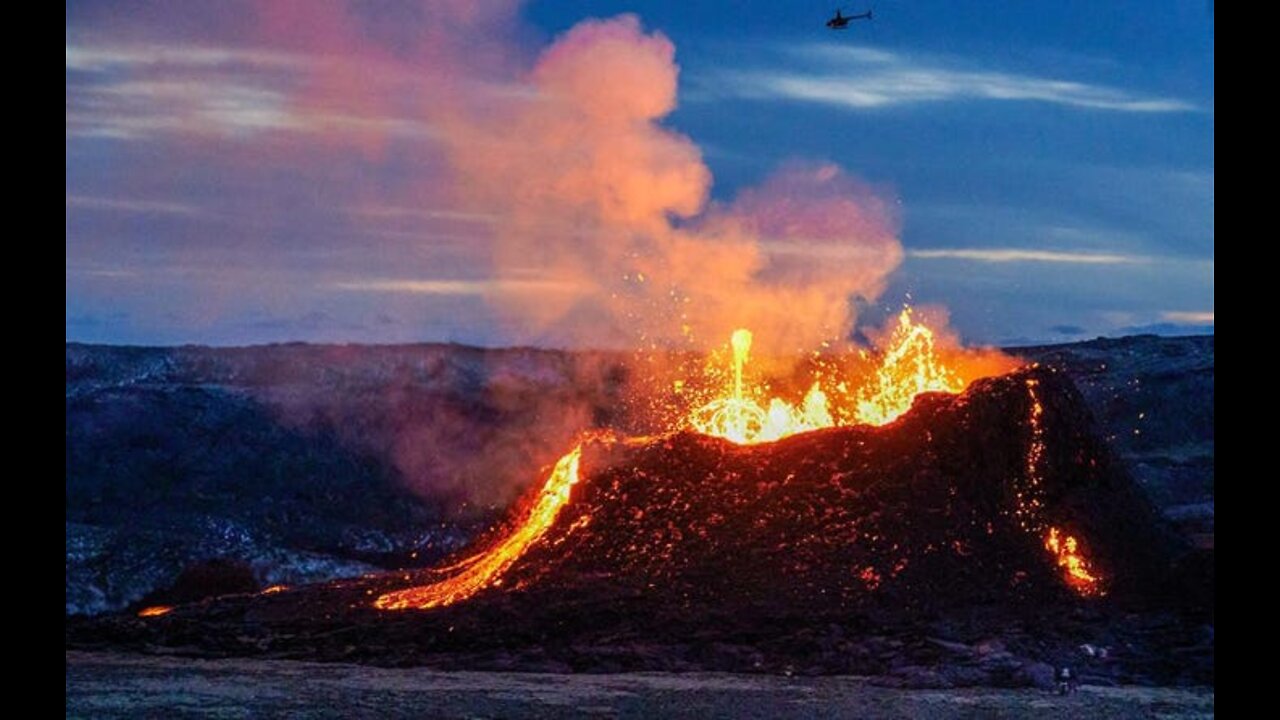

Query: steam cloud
<box><xmin>72</xmin><ymin>2</ymin><xmax>904</xmax><ymax>353</ymax></box>
<box><xmin>440</xmin><ymin>14</ymin><xmax>903</xmax><ymax>353</ymax></box>
<box><xmin>72</xmin><ymin>2</ymin><xmax>915</xmax><ymax>512</ymax></box>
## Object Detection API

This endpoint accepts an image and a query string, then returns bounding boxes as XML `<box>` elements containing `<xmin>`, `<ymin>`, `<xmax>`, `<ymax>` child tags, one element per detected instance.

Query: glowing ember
<box><xmin>375</xmin><ymin>444</ymin><xmax>584</xmax><ymax>610</ymax></box>
<box><xmin>261</xmin><ymin>584</ymin><xmax>288</xmax><ymax>595</ymax></box>
<box><xmin>137</xmin><ymin>605</ymin><xmax>173</xmax><ymax>617</ymax></box>
<box><xmin>853</xmin><ymin>308</ymin><xmax>964</xmax><ymax>426</ymax></box>
<box><xmin>1015</xmin><ymin>378</ymin><xmax>1048</xmax><ymax>530</ymax></box>
<box><xmin>1045</xmin><ymin>527</ymin><xmax>1101</xmax><ymax>595</ymax></box>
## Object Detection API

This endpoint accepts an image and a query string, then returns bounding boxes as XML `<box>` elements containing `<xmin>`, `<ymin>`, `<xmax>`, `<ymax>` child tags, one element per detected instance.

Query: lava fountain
<box><xmin>689</xmin><ymin>308</ymin><xmax>967</xmax><ymax>444</ymax></box>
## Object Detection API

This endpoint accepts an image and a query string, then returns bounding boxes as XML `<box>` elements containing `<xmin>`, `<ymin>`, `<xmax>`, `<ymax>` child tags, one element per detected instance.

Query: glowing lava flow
<box><xmin>375</xmin><ymin>445</ymin><xmax>584</xmax><ymax>610</ymax></box>
<box><xmin>137</xmin><ymin>605</ymin><xmax>173</xmax><ymax>617</ymax></box>
<box><xmin>1015</xmin><ymin>378</ymin><xmax>1048</xmax><ymax>530</ymax></box>
<box><xmin>1045</xmin><ymin>527</ymin><xmax>1101</xmax><ymax>595</ymax></box>
<box><xmin>1022</xmin><ymin>377</ymin><xmax>1103</xmax><ymax>596</ymax></box>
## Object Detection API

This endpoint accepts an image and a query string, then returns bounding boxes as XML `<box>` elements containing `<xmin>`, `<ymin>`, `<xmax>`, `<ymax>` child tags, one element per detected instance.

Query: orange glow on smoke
<box><xmin>1045</xmin><ymin>527</ymin><xmax>1101</xmax><ymax>595</ymax></box>
<box><xmin>137</xmin><ymin>605</ymin><xmax>173</xmax><ymax>617</ymax></box>
<box><xmin>375</xmin><ymin>445</ymin><xmax>584</xmax><ymax>610</ymax></box>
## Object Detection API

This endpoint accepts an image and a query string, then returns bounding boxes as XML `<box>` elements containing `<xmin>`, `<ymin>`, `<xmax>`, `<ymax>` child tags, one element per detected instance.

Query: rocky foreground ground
<box><xmin>65</xmin><ymin>651</ymin><xmax>1214</xmax><ymax>720</ymax></box>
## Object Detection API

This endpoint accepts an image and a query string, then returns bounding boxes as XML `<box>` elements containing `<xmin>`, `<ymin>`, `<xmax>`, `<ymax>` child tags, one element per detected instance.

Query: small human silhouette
<box><xmin>1055</xmin><ymin>666</ymin><xmax>1076</xmax><ymax>695</ymax></box>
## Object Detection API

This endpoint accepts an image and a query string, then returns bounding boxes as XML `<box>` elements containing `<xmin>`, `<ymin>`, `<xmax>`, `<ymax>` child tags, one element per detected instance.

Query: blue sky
<box><xmin>66</xmin><ymin>1</ymin><xmax>1213</xmax><ymax>347</ymax></box>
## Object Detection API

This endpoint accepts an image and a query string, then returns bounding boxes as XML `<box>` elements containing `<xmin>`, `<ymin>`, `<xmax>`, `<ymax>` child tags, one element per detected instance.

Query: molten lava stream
<box><xmin>375</xmin><ymin>445</ymin><xmax>584</xmax><ymax>611</ymax></box>
<box><xmin>137</xmin><ymin>605</ymin><xmax>173</xmax><ymax>617</ymax></box>
<box><xmin>1023</xmin><ymin>378</ymin><xmax>1103</xmax><ymax>596</ymax></box>
<box><xmin>1046</xmin><ymin>527</ymin><xmax>1101</xmax><ymax>596</ymax></box>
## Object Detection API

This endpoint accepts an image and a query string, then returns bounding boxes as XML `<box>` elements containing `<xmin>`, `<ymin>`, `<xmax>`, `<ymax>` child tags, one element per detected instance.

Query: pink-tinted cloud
<box><xmin>68</xmin><ymin>3</ymin><xmax>903</xmax><ymax>354</ymax></box>
<box><xmin>433</xmin><ymin>15</ymin><xmax>902</xmax><ymax>352</ymax></box>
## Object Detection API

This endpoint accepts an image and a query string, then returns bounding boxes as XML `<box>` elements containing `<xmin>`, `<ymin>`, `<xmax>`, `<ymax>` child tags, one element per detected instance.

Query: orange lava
<box><xmin>853</xmin><ymin>308</ymin><xmax>964</xmax><ymax>426</ymax></box>
<box><xmin>690</xmin><ymin>307</ymin><xmax>966</xmax><ymax>443</ymax></box>
<box><xmin>688</xmin><ymin>328</ymin><xmax>835</xmax><ymax>443</ymax></box>
<box><xmin>1045</xmin><ymin>527</ymin><xmax>1101</xmax><ymax>596</ymax></box>
<box><xmin>137</xmin><ymin>605</ymin><xmax>173</xmax><ymax>617</ymax></box>
<box><xmin>1022</xmin><ymin>378</ymin><xmax>1103</xmax><ymax>596</ymax></box>
<box><xmin>261</xmin><ymin>584</ymin><xmax>288</xmax><ymax>595</ymax></box>
<box><xmin>375</xmin><ymin>444</ymin><xmax>584</xmax><ymax>610</ymax></box>
<box><xmin>1015</xmin><ymin>378</ymin><xmax>1048</xmax><ymax>530</ymax></box>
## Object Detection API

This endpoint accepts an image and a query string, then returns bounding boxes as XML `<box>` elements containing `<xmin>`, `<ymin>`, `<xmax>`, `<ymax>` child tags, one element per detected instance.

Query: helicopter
<box><xmin>826</xmin><ymin>8</ymin><xmax>872</xmax><ymax>29</ymax></box>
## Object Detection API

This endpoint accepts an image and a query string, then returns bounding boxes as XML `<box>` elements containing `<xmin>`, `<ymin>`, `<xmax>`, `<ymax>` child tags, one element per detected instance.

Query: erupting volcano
<box><xmin>373</xmin><ymin>309</ymin><xmax>1104</xmax><ymax>613</ymax></box>
<box><xmin>63</xmin><ymin>0</ymin><xmax>1213</xmax><ymax>708</ymax></box>
<box><xmin>74</xmin><ymin>321</ymin><xmax>1200</xmax><ymax>682</ymax></box>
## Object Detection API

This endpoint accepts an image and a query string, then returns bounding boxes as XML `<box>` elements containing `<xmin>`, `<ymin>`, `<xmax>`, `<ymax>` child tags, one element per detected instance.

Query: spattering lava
<box><xmin>853</xmin><ymin>309</ymin><xmax>964</xmax><ymax>426</ymax></box>
<box><xmin>688</xmin><ymin>328</ymin><xmax>834</xmax><ymax>444</ymax></box>
<box><xmin>689</xmin><ymin>309</ymin><xmax>964</xmax><ymax>444</ymax></box>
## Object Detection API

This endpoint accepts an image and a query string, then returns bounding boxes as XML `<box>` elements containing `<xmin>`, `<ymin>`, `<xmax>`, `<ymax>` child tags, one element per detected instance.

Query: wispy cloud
<box><xmin>908</xmin><ymin>248</ymin><xmax>1149</xmax><ymax>264</ymax></box>
<box><xmin>330</xmin><ymin>278</ymin><xmax>580</xmax><ymax>296</ymax></box>
<box><xmin>760</xmin><ymin>240</ymin><xmax>901</xmax><ymax>261</ymax></box>
<box><xmin>66</xmin><ymin>44</ymin><xmax>305</xmax><ymax>73</ymax></box>
<box><xmin>66</xmin><ymin>43</ymin><xmax>435</xmax><ymax>141</ymax></box>
<box><xmin>66</xmin><ymin>266</ymin><xmax>139</xmax><ymax>279</ymax></box>
<box><xmin>347</xmin><ymin>205</ymin><xmax>497</xmax><ymax>225</ymax></box>
<box><xmin>712</xmin><ymin>45</ymin><xmax>1196</xmax><ymax>113</ymax></box>
<box><xmin>67</xmin><ymin>195</ymin><xmax>205</xmax><ymax>217</ymax></box>
<box><xmin>1161</xmin><ymin>310</ymin><xmax>1214</xmax><ymax>325</ymax></box>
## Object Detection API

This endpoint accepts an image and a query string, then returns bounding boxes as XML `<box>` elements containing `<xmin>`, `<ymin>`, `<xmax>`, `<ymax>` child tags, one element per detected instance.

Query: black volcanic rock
<box><xmin>137</xmin><ymin>559</ymin><xmax>259</xmax><ymax>607</ymax></box>
<box><xmin>66</xmin><ymin>367</ymin><xmax>1209</xmax><ymax>684</ymax></box>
